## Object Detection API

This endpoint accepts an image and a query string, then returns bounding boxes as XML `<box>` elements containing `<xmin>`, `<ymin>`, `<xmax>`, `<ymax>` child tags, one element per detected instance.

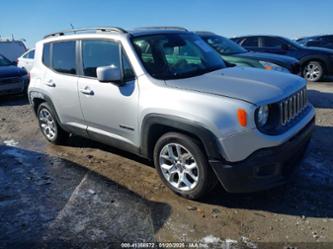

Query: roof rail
<box><xmin>135</xmin><ymin>26</ymin><xmax>188</xmax><ymax>32</ymax></box>
<box><xmin>44</xmin><ymin>27</ymin><xmax>127</xmax><ymax>39</ymax></box>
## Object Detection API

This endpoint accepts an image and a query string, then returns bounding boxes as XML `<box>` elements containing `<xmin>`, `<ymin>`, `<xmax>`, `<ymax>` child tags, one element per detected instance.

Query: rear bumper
<box><xmin>210</xmin><ymin>117</ymin><xmax>315</xmax><ymax>193</ymax></box>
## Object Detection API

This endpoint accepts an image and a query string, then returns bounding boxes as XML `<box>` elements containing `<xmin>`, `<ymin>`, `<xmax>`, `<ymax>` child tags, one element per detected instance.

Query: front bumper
<box><xmin>210</xmin><ymin>117</ymin><xmax>315</xmax><ymax>193</ymax></box>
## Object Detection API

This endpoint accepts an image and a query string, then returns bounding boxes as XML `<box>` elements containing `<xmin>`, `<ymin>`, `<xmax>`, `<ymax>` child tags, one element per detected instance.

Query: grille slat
<box><xmin>280</xmin><ymin>88</ymin><xmax>308</xmax><ymax>126</ymax></box>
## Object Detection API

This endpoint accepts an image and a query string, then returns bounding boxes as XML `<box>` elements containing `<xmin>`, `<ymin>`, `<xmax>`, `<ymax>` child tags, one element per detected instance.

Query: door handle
<box><xmin>46</xmin><ymin>80</ymin><xmax>56</xmax><ymax>87</ymax></box>
<box><xmin>79</xmin><ymin>87</ymin><xmax>94</xmax><ymax>96</ymax></box>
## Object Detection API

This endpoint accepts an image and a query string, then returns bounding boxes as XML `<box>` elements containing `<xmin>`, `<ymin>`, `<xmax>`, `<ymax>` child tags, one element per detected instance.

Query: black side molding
<box><xmin>140</xmin><ymin>114</ymin><xmax>223</xmax><ymax>160</ymax></box>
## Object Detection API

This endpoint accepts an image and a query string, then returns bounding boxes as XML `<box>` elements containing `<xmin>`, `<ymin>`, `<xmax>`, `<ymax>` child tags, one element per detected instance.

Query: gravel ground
<box><xmin>0</xmin><ymin>82</ymin><xmax>332</xmax><ymax>249</ymax></box>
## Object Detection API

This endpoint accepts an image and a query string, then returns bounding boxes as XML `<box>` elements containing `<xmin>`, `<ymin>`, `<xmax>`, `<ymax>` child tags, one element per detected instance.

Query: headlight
<box><xmin>257</xmin><ymin>105</ymin><xmax>269</xmax><ymax>127</ymax></box>
<box><xmin>259</xmin><ymin>61</ymin><xmax>290</xmax><ymax>73</ymax></box>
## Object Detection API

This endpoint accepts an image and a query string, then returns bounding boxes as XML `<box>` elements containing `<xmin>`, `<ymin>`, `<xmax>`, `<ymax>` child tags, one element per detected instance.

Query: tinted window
<box><xmin>122</xmin><ymin>51</ymin><xmax>135</xmax><ymax>82</ymax></box>
<box><xmin>322</xmin><ymin>36</ymin><xmax>333</xmax><ymax>42</ymax></box>
<box><xmin>82</xmin><ymin>40</ymin><xmax>120</xmax><ymax>78</ymax></box>
<box><xmin>52</xmin><ymin>41</ymin><xmax>76</xmax><ymax>75</ymax></box>
<box><xmin>42</xmin><ymin>44</ymin><xmax>51</xmax><ymax>67</ymax></box>
<box><xmin>262</xmin><ymin>37</ymin><xmax>283</xmax><ymax>48</ymax></box>
<box><xmin>242</xmin><ymin>37</ymin><xmax>258</xmax><ymax>47</ymax></box>
<box><xmin>204</xmin><ymin>35</ymin><xmax>247</xmax><ymax>55</ymax></box>
<box><xmin>0</xmin><ymin>55</ymin><xmax>11</xmax><ymax>66</ymax></box>
<box><xmin>28</xmin><ymin>50</ymin><xmax>35</xmax><ymax>59</ymax></box>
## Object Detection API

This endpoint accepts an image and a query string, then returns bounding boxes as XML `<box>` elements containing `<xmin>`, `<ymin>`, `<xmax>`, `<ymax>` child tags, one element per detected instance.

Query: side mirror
<box><xmin>96</xmin><ymin>65</ymin><xmax>122</xmax><ymax>83</ymax></box>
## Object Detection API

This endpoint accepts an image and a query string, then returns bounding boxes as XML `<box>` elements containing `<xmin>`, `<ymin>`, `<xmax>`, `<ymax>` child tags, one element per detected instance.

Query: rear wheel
<box><xmin>37</xmin><ymin>103</ymin><xmax>69</xmax><ymax>144</ymax></box>
<box><xmin>153</xmin><ymin>132</ymin><xmax>216</xmax><ymax>199</ymax></box>
<box><xmin>302</xmin><ymin>61</ymin><xmax>324</xmax><ymax>82</ymax></box>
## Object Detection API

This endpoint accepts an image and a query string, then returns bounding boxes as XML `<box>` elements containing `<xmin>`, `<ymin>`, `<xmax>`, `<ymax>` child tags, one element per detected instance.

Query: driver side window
<box><xmin>81</xmin><ymin>40</ymin><xmax>135</xmax><ymax>81</ymax></box>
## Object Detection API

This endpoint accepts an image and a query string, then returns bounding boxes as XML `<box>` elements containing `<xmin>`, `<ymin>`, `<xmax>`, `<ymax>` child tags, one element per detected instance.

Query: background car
<box><xmin>197</xmin><ymin>32</ymin><xmax>300</xmax><ymax>75</ymax></box>
<box><xmin>0</xmin><ymin>38</ymin><xmax>27</xmax><ymax>63</ymax></box>
<box><xmin>17</xmin><ymin>48</ymin><xmax>35</xmax><ymax>72</ymax></box>
<box><xmin>0</xmin><ymin>53</ymin><xmax>29</xmax><ymax>95</ymax></box>
<box><xmin>296</xmin><ymin>35</ymin><xmax>333</xmax><ymax>50</ymax></box>
<box><xmin>231</xmin><ymin>35</ymin><xmax>333</xmax><ymax>82</ymax></box>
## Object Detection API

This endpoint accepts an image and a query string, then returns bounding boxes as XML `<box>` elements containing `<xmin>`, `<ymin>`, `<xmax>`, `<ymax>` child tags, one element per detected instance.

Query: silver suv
<box><xmin>28</xmin><ymin>27</ymin><xmax>315</xmax><ymax>199</ymax></box>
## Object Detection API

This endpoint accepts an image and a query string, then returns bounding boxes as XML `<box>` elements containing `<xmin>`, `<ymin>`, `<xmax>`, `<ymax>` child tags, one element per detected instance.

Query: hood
<box><xmin>165</xmin><ymin>67</ymin><xmax>306</xmax><ymax>105</ymax></box>
<box><xmin>236</xmin><ymin>51</ymin><xmax>299</xmax><ymax>67</ymax></box>
<box><xmin>0</xmin><ymin>66</ymin><xmax>27</xmax><ymax>78</ymax></box>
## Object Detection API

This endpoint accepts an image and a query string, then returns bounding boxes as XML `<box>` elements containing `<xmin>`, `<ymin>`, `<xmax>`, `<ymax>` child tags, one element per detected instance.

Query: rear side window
<box><xmin>262</xmin><ymin>37</ymin><xmax>283</xmax><ymax>48</ymax></box>
<box><xmin>24</xmin><ymin>50</ymin><xmax>35</xmax><ymax>59</ymax></box>
<box><xmin>82</xmin><ymin>40</ymin><xmax>121</xmax><ymax>78</ymax></box>
<box><xmin>242</xmin><ymin>37</ymin><xmax>258</xmax><ymax>47</ymax></box>
<box><xmin>28</xmin><ymin>50</ymin><xmax>35</xmax><ymax>59</ymax></box>
<box><xmin>42</xmin><ymin>44</ymin><xmax>51</xmax><ymax>67</ymax></box>
<box><xmin>52</xmin><ymin>41</ymin><xmax>76</xmax><ymax>75</ymax></box>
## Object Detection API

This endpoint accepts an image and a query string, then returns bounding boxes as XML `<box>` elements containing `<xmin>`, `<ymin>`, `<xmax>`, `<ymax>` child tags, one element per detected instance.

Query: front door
<box><xmin>77</xmin><ymin>39</ymin><xmax>139</xmax><ymax>148</ymax></box>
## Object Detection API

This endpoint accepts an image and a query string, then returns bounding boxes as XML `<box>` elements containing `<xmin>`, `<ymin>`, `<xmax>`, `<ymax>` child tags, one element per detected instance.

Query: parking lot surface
<box><xmin>0</xmin><ymin>82</ymin><xmax>333</xmax><ymax>248</ymax></box>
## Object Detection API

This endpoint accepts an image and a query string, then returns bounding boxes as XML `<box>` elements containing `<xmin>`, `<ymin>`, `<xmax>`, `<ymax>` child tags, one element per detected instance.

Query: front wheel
<box><xmin>302</xmin><ymin>61</ymin><xmax>324</xmax><ymax>82</ymax></box>
<box><xmin>153</xmin><ymin>132</ymin><xmax>216</xmax><ymax>200</ymax></box>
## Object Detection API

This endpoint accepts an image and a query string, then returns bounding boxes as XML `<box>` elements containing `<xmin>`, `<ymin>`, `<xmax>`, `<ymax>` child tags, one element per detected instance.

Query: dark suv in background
<box><xmin>232</xmin><ymin>35</ymin><xmax>333</xmax><ymax>82</ymax></box>
<box><xmin>296</xmin><ymin>35</ymin><xmax>333</xmax><ymax>50</ymax></box>
<box><xmin>197</xmin><ymin>32</ymin><xmax>300</xmax><ymax>75</ymax></box>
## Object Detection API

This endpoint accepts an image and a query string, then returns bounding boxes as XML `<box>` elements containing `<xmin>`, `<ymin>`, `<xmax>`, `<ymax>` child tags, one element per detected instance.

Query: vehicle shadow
<box><xmin>0</xmin><ymin>94</ymin><xmax>29</xmax><ymax>107</ymax></box>
<box><xmin>63</xmin><ymin>124</ymin><xmax>333</xmax><ymax>219</ymax></box>
<box><xmin>66</xmin><ymin>134</ymin><xmax>154</xmax><ymax>167</ymax></box>
<box><xmin>308</xmin><ymin>89</ymin><xmax>333</xmax><ymax>109</ymax></box>
<box><xmin>202</xmin><ymin>124</ymin><xmax>333</xmax><ymax>219</ymax></box>
<box><xmin>0</xmin><ymin>145</ymin><xmax>171</xmax><ymax>247</ymax></box>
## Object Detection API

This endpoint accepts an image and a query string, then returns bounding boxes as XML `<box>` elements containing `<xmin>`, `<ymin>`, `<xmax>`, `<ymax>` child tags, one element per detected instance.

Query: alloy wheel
<box><xmin>38</xmin><ymin>108</ymin><xmax>57</xmax><ymax>140</ymax></box>
<box><xmin>303</xmin><ymin>62</ymin><xmax>322</xmax><ymax>82</ymax></box>
<box><xmin>159</xmin><ymin>143</ymin><xmax>199</xmax><ymax>191</ymax></box>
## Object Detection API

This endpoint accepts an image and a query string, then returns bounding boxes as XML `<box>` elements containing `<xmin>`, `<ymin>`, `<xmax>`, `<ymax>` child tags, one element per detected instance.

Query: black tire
<box><xmin>153</xmin><ymin>132</ymin><xmax>217</xmax><ymax>200</ymax></box>
<box><xmin>302</xmin><ymin>61</ymin><xmax>324</xmax><ymax>82</ymax></box>
<box><xmin>37</xmin><ymin>102</ymin><xmax>69</xmax><ymax>145</ymax></box>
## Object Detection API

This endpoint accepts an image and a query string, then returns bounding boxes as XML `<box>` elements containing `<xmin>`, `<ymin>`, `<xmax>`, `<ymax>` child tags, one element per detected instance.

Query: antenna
<box><xmin>70</xmin><ymin>24</ymin><xmax>75</xmax><ymax>30</ymax></box>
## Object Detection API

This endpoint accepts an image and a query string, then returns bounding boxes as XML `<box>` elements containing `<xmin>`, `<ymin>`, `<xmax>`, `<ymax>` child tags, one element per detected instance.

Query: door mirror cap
<box><xmin>96</xmin><ymin>65</ymin><xmax>122</xmax><ymax>83</ymax></box>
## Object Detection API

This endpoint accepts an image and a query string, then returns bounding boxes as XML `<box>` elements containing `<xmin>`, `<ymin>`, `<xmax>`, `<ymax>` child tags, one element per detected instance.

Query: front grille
<box><xmin>0</xmin><ymin>76</ymin><xmax>23</xmax><ymax>85</ymax></box>
<box><xmin>279</xmin><ymin>88</ymin><xmax>308</xmax><ymax>126</ymax></box>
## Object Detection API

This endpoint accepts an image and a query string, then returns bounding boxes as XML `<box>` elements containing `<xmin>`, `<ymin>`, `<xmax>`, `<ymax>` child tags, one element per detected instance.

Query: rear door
<box><xmin>77</xmin><ymin>39</ymin><xmax>139</xmax><ymax>148</ymax></box>
<box><xmin>42</xmin><ymin>41</ymin><xmax>87</xmax><ymax>136</ymax></box>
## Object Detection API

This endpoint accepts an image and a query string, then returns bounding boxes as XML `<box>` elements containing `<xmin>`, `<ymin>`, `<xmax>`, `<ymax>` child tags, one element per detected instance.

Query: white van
<box><xmin>0</xmin><ymin>39</ymin><xmax>27</xmax><ymax>62</ymax></box>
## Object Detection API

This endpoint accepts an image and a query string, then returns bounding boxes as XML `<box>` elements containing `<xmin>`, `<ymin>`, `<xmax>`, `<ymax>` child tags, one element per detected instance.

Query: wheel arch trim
<box><xmin>140</xmin><ymin>114</ymin><xmax>223</xmax><ymax>161</ymax></box>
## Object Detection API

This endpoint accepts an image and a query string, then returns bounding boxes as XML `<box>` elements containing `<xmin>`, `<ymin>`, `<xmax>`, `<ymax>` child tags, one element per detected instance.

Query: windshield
<box><xmin>0</xmin><ymin>55</ymin><xmax>12</xmax><ymax>66</ymax></box>
<box><xmin>132</xmin><ymin>33</ymin><xmax>226</xmax><ymax>80</ymax></box>
<box><xmin>202</xmin><ymin>35</ymin><xmax>247</xmax><ymax>55</ymax></box>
